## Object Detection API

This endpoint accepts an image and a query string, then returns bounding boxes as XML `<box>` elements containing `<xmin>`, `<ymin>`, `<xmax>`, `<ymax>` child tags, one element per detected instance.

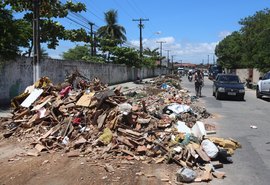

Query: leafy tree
<box><xmin>141</xmin><ymin>57</ymin><xmax>156</xmax><ymax>68</ymax></box>
<box><xmin>215</xmin><ymin>31</ymin><xmax>245</xmax><ymax>69</ymax></box>
<box><xmin>62</xmin><ymin>45</ymin><xmax>104</xmax><ymax>63</ymax></box>
<box><xmin>110</xmin><ymin>47</ymin><xmax>140</xmax><ymax>67</ymax></box>
<box><xmin>142</xmin><ymin>47</ymin><xmax>160</xmax><ymax>68</ymax></box>
<box><xmin>216</xmin><ymin>8</ymin><xmax>270</xmax><ymax>72</ymax></box>
<box><xmin>0</xmin><ymin>4</ymin><xmax>31</xmax><ymax>60</ymax></box>
<box><xmin>62</xmin><ymin>45</ymin><xmax>91</xmax><ymax>61</ymax></box>
<box><xmin>239</xmin><ymin>9</ymin><xmax>270</xmax><ymax>73</ymax></box>
<box><xmin>3</xmin><ymin>0</ymin><xmax>88</xmax><ymax>56</ymax></box>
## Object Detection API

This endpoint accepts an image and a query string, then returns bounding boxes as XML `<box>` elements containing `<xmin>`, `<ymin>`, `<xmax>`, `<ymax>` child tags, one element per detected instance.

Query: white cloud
<box><xmin>130</xmin><ymin>36</ymin><xmax>218</xmax><ymax>64</ymax></box>
<box><xmin>218</xmin><ymin>31</ymin><xmax>231</xmax><ymax>39</ymax></box>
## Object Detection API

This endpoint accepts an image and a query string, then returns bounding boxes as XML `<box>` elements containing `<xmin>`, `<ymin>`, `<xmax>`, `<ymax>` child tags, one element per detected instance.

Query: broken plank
<box><xmin>195</xmin><ymin>148</ymin><xmax>210</xmax><ymax>162</ymax></box>
<box><xmin>117</xmin><ymin>128</ymin><xmax>142</xmax><ymax>137</ymax></box>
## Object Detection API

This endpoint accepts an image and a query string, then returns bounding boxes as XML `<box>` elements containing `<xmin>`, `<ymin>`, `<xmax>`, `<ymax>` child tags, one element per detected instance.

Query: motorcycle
<box><xmin>188</xmin><ymin>74</ymin><xmax>193</xmax><ymax>82</ymax></box>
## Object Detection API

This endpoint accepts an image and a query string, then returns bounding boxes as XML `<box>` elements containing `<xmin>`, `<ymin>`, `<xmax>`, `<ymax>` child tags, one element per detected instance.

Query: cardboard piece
<box><xmin>76</xmin><ymin>92</ymin><xmax>95</xmax><ymax>107</ymax></box>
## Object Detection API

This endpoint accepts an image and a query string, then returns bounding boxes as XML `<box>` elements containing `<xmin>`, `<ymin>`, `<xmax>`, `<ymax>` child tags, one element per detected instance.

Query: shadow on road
<box><xmin>259</xmin><ymin>97</ymin><xmax>270</xmax><ymax>102</ymax></box>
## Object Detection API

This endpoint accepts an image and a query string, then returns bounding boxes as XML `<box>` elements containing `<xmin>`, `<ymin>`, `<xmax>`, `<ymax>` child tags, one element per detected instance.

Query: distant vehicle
<box><xmin>178</xmin><ymin>67</ymin><xmax>184</xmax><ymax>76</ymax></box>
<box><xmin>256</xmin><ymin>71</ymin><xmax>270</xmax><ymax>98</ymax></box>
<box><xmin>203</xmin><ymin>72</ymin><xmax>209</xmax><ymax>77</ymax></box>
<box><xmin>209</xmin><ymin>65</ymin><xmax>222</xmax><ymax>80</ymax></box>
<box><xmin>213</xmin><ymin>74</ymin><xmax>245</xmax><ymax>100</ymax></box>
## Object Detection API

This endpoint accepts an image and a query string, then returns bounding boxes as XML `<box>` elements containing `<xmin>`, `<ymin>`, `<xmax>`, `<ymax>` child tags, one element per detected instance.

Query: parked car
<box><xmin>256</xmin><ymin>71</ymin><xmax>270</xmax><ymax>98</ymax></box>
<box><xmin>212</xmin><ymin>74</ymin><xmax>245</xmax><ymax>100</ymax></box>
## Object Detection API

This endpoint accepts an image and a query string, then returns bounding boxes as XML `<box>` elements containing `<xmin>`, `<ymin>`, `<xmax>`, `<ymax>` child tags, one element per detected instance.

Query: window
<box><xmin>262</xmin><ymin>73</ymin><xmax>270</xmax><ymax>80</ymax></box>
<box><xmin>218</xmin><ymin>75</ymin><xmax>239</xmax><ymax>83</ymax></box>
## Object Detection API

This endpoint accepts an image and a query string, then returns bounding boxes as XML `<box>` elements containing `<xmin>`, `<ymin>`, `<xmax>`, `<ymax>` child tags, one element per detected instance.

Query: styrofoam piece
<box><xmin>21</xmin><ymin>88</ymin><xmax>44</xmax><ymax>108</ymax></box>
<box><xmin>191</xmin><ymin>121</ymin><xmax>206</xmax><ymax>139</ymax></box>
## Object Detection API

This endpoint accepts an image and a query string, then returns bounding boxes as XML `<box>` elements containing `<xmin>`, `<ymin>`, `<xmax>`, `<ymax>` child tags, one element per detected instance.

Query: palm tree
<box><xmin>97</xmin><ymin>9</ymin><xmax>127</xmax><ymax>47</ymax></box>
<box><xmin>143</xmin><ymin>47</ymin><xmax>159</xmax><ymax>57</ymax></box>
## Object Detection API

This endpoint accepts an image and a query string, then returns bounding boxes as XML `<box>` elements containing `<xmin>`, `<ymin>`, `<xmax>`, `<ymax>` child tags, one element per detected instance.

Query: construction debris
<box><xmin>0</xmin><ymin>73</ymin><xmax>241</xmax><ymax>183</ymax></box>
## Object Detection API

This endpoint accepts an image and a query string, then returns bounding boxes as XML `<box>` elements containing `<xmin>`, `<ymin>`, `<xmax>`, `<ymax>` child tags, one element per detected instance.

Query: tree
<box><xmin>3</xmin><ymin>0</ymin><xmax>88</xmax><ymax>56</ymax></box>
<box><xmin>110</xmin><ymin>47</ymin><xmax>140</xmax><ymax>67</ymax></box>
<box><xmin>0</xmin><ymin>4</ymin><xmax>31</xmax><ymax>60</ymax></box>
<box><xmin>239</xmin><ymin>9</ymin><xmax>270</xmax><ymax>73</ymax></box>
<box><xmin>216</xmin><ymin>8</ymin><xmax>270</xmax><ymax>72</ymax></box>
<box><xmin>62</xmin><ymin>45</ymin><xmax>104</xmax><ymax>63</ymax></box>
<box><xmin>142</xmin><ymin>47</ymin><xmax>160</xmax><ymax>68</ymax></box>
<box><xmin>97</xmin><ymin>9</ymin><xmax>127</xmax><ymax>61</ymax></box>
<box><xmin>215</xmin><ymin>31</ymin><xmax>245</xmax><ymax>69</ymax></box>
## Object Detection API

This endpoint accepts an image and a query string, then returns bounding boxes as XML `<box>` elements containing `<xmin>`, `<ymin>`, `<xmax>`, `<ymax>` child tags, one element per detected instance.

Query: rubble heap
<box><xmin>0</xmin><ymin>74</ymin><xmax>241</xmax><ymax>183</ymax></box>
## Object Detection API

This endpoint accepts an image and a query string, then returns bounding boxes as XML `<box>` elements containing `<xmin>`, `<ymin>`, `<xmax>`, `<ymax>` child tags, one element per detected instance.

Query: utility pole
<box><xmin>207</xmin><ymin>54</ymin><xmax>210</xmax><ymax>65</ymax></box>
<box><xmin>165</xmin><ymin>50</ymin><xmax>170</xmax><ymax>68</ymax></box>
<box><xmin>171</xmin><ymin>55</ymin><xmax>176</xmax><ymax>72</ymax></box>
<box><xmin>93</xmin><ymin>32</ymin><xmax>97</xmax><ymax>56</ymax></box>
<box><xmin>132</xmin><ymin>18</ymin><xmax>149</xmax><ymax>59</ymax></box>
<box><xmin>156</xmin><ymin>41</ymin><xmax>166</xmax><ymax>68</ymax></box>
<box><xmin>89</xmin><ymin>22</ymin><xmax>95</xmax><ymax>56</ymax></box>
<box><xmin>33</xmin><ymin>0</ymin><xmax>40</xmax><ymax>82</ymax></box>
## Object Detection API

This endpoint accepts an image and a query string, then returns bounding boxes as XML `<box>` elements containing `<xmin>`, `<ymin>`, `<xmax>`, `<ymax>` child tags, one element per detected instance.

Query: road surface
<box><xmin>182</xmin><ymin>75</ymin><xmax>270</xmax><ymax>185</ymax></box>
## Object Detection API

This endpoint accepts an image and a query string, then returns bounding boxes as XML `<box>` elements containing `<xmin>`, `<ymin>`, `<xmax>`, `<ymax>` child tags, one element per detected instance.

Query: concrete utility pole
<box><xmin>165</xmin><ymin>50</ymin><xmax>170</xmax><ymax>68</ymax></box>
<box><xmin>89</xmin><ymin>22</ymin><xmax>95</xmax><ymax>56</ymax></box>
<box><xmin>132</xmin><ymin>18</ymin><xmax>149</xmax><ymax>59</ymax></box>
<box><xmin>93</xmin><ymin>32</ymin><xmax>97</xmax><ymax>56</ymax></box>
<box><xmin>171</xmin><ymin>55</ymin><xmax>176</xmax><ymax>71</ymax></box>
<box><xmin>156</xmin><ymin>41</ymin><xmax>166</xmax><ymax>68</ymax></box>
<box><xmin>33</xmin><ymin>0</ymin><xmax>40</xmax><ymax>82</ymax></box>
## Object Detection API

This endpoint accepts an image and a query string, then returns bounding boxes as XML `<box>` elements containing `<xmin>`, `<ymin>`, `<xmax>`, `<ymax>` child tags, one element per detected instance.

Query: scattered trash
<box><xmin>250</xmin><ymin>125</ymin><xmax>258</xmax><ymax>129</ymax></box>
<box><xmin>201</xmin><ymin>139</ymin><xmax>219</xmax><ymax>158</ymax></box>
<box><xmin>176</xmin><ymin>167</ymin><xmax>197</xmax><ymax>183</ymax></box>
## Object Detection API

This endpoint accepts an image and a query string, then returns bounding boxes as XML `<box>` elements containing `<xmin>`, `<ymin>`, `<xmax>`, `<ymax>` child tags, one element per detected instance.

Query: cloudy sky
<box><xmin>47</xmin><ymin>0</ymin><xmax>270</xmax><ymax>64</ymax></box>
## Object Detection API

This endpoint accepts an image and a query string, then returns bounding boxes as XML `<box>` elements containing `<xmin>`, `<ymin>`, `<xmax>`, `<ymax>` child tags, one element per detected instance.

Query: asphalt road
<box><xmin>182</xmin><ymin>75</ymin><xmax>270</xmax><ymax>185</ymax></box>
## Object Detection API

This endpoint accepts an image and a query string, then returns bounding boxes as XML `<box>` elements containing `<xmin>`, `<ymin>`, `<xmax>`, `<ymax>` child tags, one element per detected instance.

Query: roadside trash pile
<box><xmin>0</xmin><ymin>73</ymin><xmax>241</xmax><ymax>183</ymax></box>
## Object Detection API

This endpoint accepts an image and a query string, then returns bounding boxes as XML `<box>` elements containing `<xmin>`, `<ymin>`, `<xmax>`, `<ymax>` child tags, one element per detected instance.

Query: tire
<box><xmin>256</xmin><ymin>87</ymin><xmax>262</xmax><ymax>99</ymax></box>
<box><xmin>212</xmin><ymin>90</ymin><xmax>215</xmax><ymax>96</ymax></box>
<box><xmin>239</xmin><ymin>95</ymin><xmax>245</xmax><ymax>101</ymax></box>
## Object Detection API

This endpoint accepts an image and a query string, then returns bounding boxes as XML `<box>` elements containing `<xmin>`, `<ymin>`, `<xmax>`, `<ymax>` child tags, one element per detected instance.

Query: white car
<box><xmin>256</xmin><ymin>71</ymin><xmax>270</xmax><ymax>98</ymax></box>
<box><xmin>203</xmin><ymin>72</ymin><xmax>209</xmax><ymax>77</ymax></box>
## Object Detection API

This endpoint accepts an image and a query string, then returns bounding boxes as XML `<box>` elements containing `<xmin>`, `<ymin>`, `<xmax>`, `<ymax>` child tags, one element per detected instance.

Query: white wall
<box><xmin>0</xmin><ymin>57</ymin><xmax>168</xmax><ymax>105</ymax></box>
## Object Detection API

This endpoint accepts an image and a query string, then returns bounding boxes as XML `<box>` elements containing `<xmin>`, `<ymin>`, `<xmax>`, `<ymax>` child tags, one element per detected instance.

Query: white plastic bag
<box><xmin>176</xmin><ymin>167</ymin><xmax>197</xmax><ymax>183</ymax></box>
<box><xmin>201</xmin><ymin>139</ymin><xmax>219</xmax><ymax>158</ymax></box>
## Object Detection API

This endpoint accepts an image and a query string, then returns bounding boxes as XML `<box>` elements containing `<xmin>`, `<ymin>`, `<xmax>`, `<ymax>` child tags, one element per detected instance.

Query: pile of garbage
<box><xmin>0</xmin><ymin>73</ymin><xmax>241</xmax><ymax>183</ymax></box>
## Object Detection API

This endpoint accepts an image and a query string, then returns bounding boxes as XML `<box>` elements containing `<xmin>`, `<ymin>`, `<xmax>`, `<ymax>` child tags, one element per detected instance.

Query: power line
<box><xmin>65</xmin><ymin>16</ymin><xmax>90</xmax><ymax>31</ymax></box>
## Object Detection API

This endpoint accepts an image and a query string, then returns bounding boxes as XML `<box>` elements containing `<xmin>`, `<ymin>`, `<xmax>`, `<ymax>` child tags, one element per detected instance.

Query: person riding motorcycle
<box><xmin>188</xmin><ymin>71</ymin><xmax>193</xmax><ymax>82</ymax></box>
<box><xmin>194</xmin><ymin>69</ymin><xmax>204</xmax><ymax>97</ymax></box>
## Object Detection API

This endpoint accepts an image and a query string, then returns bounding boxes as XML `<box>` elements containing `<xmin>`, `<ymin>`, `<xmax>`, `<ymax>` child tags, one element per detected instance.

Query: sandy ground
<box><xmin>0</xmin><ymin>138</ymin><xmax>180</xmax><ymax>185</ymax></box>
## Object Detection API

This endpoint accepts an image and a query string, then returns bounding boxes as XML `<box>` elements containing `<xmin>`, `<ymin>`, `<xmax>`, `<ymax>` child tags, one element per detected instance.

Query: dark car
<box><xmin>212</xmin><ymin>74</ymin><xmax>245</xmax><ymax>100</ymax></box>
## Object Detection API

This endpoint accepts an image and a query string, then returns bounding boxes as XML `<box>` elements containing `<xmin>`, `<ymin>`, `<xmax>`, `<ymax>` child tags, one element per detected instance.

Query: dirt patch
<box><xmin>0</xmin><ymin>140</ymin><xmax>179</xmax><ymax>185</ymax></box>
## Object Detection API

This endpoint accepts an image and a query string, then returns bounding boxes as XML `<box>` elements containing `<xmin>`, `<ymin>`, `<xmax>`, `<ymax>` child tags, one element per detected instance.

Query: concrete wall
<box><xmin>0</xmin><ymin>57</ymin><xmax>167</xmax><ymax>105</ymax></box>
<box><xmin>235</xmin><ymin>68</ymin><xmax>262</xmax><ymax>84</ymax></box>
<box><xmin>236</xmin><ymin>69</ymin><xmax>249</xmax><ymax>83</ymax></box>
